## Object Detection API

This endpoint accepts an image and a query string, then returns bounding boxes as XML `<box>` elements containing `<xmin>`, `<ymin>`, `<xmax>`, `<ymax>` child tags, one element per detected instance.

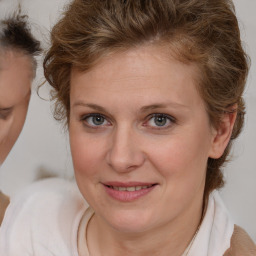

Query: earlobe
<box><xmin>209</xmin><ymin>106</ymin><xmax>237</xmax><ymax>159</ymax></box>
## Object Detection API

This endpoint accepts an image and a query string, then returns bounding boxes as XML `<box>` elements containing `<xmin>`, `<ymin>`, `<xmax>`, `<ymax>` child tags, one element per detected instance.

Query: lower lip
<box><xmin>103</xmin><ymin>185</ymin><xmax>156</xmax><ymax>202</ymax></box>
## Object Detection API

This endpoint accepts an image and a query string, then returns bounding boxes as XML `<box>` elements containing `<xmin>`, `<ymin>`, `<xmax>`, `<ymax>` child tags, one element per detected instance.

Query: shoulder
<box><xmin>224</xmin><ymin>225</ymin><xmax>256</xmax><ymax>256</ymax></box>
<box><xmin>0</xmin><ymin>178</ymin><xmax>88</xmax><ymax>256</ymax></box>
<box><xmin>3</xmin><ymin>178</ymin><xmax>86</xmax><ymax>221</ymax></box>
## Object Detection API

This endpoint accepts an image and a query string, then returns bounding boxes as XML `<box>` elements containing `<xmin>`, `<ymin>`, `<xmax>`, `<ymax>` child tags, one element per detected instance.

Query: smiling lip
<box><xmin>102</xmin><ymin>182</ymin><xmax>157</xmax><ymax>202</ymax></box>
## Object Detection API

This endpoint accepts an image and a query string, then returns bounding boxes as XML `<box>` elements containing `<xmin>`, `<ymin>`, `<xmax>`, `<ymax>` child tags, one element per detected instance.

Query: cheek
<box><xmin>7</xmin><ymin>103</ymin><xmax>29</xmax><ymax>144</ymax></box>
<box><xmin>69</xmin><ymin>131</ymin><xmax>109</xmax><ymax>205</ymax></box>
<box><xmin>70</xmin><ymin>131</ymin><xmax>104</xmax><ymax>179</ymax></box>
<box><xmin>0</xmin><ymin>102</ymin><xmax>29</xmax><ymax>163</ymax></box>
<box><xmin>0</xmin><ymin>118</ymin><xmax>13</xmax><ymax>163</ymax></box>
<box><xmin>146</xmin><ymin>134</ymin><xmax>209</xmax><ymax>211</ymax></box>
<box><xmin>0</xmin><ymin>118</ymin><xmax>12</xmax><ymax>144</ymax></box>
<box><xmin>146</xmin><ymin>129</ymin><xmax>211</xmax><ymax>190</ymax></box>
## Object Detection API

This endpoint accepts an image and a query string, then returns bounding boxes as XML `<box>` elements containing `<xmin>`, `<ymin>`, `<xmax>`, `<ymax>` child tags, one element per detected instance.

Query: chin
<box><xmin>104</xmin><ymin>209</ymin><xmax>156</xmax><ymax>234</ymax></box>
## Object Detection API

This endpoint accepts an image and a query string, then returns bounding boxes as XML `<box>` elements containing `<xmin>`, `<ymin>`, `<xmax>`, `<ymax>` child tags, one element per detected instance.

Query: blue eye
<box><xmin>82</xmin><ymin>114</ymin><xmax>109</xmax><ymax>127</ymax></box>
<box><xmin>147</xmin><ymin>114</ymin><xmax>174</xmax><ymax>128</ymax></box>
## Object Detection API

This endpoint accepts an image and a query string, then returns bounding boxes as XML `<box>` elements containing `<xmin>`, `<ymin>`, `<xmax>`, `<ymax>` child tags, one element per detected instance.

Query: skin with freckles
<box><xmin>0</xmin><ymin>50</ymin><xmax>33</xmax><ymax>165</ymax></box>
<box><xmin>69</xmin><ymin>45</ymin><xmax>235</xmax><ymax>256</ymax></box>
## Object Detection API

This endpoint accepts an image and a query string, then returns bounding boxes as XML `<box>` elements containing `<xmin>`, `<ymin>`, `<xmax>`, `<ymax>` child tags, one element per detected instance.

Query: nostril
<box><xmin>107</xmin><ymin>151</ymin><xmax>144</xmax><ymax>172</ymax></box>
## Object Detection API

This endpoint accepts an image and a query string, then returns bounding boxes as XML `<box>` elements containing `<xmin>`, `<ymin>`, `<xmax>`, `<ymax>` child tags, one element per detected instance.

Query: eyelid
<box><xmin>80</xmin><ymin>113</ymin><xmax>107</xmax><ymax>121</ymax></box>
<box><xmin>146</xmin><ymin>113</ymin><xmax>176</xmax><ymax>122</ymax></box>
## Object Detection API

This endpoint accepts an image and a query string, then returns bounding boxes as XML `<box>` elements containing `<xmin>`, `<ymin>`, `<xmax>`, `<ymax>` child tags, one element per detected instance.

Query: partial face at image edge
<box><xmin>0</xmin><ymin>50</ymin><xmax>33</xmax><ymax>165</ymax></box>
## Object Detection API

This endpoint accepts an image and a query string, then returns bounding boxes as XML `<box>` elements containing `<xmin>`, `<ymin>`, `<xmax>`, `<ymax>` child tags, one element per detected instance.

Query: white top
<box><xmin>0</xmin><ymin>178</ymin><xmax>88</xmax><ymax>256</ymax></box>
<box><xmin>0</xmin><ymin>178</ymin><xmax>234</xmax><ymax>256</ymax></box>
<box><xmin>183</xmin><ymin>191</ymin><xmax>234</xmax><ymax>256</ymax></box>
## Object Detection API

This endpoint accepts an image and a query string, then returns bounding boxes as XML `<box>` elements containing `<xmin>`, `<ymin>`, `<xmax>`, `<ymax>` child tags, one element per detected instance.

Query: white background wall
<box><xmin>0</xmin><ymin>0</ymin><xmax>255</xmax><ymax>241</ymax></box>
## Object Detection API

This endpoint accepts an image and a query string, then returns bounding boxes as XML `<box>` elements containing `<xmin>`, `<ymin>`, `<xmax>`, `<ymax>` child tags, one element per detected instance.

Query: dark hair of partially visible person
<box><xmin>43</xmin><ymin>0</ymin><xmax>249</xmax><ymax>203</ymax></box>
<box><xmin>0</xmin><ymin>11</ymin><xmax>41</xmax><ymax>73</ymax></box>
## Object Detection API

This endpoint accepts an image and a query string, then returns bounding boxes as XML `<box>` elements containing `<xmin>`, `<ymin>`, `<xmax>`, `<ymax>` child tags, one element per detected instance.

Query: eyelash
<box><xmin>80</xmin><ymin>113</ymin><xmax>176</xmax><ymax>130</ymax></box>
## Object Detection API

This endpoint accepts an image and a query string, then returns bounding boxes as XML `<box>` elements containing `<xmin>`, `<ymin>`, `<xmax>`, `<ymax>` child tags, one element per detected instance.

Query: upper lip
<box><xmin>102</xmin><ymin>181</ymin><xmax>157</xmax><ymax>187</ymax></box>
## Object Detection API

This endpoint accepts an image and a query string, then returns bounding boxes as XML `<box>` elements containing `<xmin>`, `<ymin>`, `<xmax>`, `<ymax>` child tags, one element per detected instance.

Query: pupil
<box><xmin>155</xmin><ymin>116</ymin><xmax>166</xmax><ymax>126</ymax></box>
<box><xmin>93</xmin><ymin>116</ymin><xmax>104</xmax><ymax>125</ymax></box>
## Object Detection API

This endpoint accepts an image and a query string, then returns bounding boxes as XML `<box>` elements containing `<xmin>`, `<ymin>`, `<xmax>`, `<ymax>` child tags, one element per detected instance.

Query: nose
<box><xmin>106</xmin><ymin>126</ymin><xmax>145</xmax><ymax>173</ymax></box>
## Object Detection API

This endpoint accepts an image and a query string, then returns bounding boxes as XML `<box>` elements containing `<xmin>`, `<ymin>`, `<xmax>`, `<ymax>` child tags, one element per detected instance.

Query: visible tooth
<box><xmin>127</xmin><ymin>187</ymin><xmax>136</xmax><ymax>192</ymax></box>
<box><xmin>112</xmin><ymin>186</ymin><xmax>152</xmax><ymax>191</ymax></box>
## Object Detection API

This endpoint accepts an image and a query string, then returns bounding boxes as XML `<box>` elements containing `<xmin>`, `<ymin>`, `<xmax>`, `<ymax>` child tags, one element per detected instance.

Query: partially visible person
<box><xmin>0</xmin><ymin>13</ymin><xmax>41</xmax><ymax>225</ymax></box>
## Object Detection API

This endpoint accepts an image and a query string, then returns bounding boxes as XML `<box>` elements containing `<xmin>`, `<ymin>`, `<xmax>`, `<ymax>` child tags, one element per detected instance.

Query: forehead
<box><xmin>70</xmin><ymin>45</ymin><xmax>203</xmax><ymax>109</ymax></box>
<box><xmin>0</xmin><ymin>50</ymin><xmax>33</xmax><ymax>108</ymax></box>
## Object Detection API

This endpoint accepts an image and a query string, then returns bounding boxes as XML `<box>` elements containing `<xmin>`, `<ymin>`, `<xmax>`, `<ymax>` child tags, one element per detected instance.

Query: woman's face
<box><xmin>69</xmin><ymin>45</ymin><xmax>218</xmax><ymax>233</ymax></box>
<box><xmin>0</xmin><ymin>50</ymin><xmax>32</xmax><ymax>164</ymax></box>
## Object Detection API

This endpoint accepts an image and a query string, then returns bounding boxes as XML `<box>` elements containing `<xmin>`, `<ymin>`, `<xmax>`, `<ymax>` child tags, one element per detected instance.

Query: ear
<box><xmin>209</xmin><ymin>105</ymin><xmax>237</xmax><ymax>159</ymax></box>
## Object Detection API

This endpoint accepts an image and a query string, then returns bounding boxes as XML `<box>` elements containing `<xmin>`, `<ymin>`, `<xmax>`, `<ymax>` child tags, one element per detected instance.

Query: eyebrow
<box><xmin>0</xmin><ymin>107</ymin><xmax>13</xmax><ymax>119</ymax></box>
<box><xmin>73</xmin><ymin>102</ymin><xmax>106</xmax><ymax>112</ymax></box>
<box><xmin>140</xmin><ymin>103</ymin><xmax>189</xmax><ymax>112</ymax></box>
<box><xmin>72</xmin><ymin>102</ymin><xmax>189</xmax><ymax>113</ymax></box>
<box><xmin>0</xmin><ymin>107</ymin><xmax>13</xmax><ymax>112</ymax></box>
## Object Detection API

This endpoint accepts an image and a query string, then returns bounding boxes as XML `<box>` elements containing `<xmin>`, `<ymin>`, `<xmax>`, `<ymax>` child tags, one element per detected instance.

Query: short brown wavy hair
<box><xmin>44</xmin><ymin>0</ymin><xmax>249</xmax><ymax>199</ymax></box>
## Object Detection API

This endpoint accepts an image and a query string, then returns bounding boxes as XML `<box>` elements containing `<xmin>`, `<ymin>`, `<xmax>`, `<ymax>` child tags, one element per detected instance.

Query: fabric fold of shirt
<box><xmin>183</xmin><ymin>191</ymin><xmax>234</xmax><ymax>256</ymax></box>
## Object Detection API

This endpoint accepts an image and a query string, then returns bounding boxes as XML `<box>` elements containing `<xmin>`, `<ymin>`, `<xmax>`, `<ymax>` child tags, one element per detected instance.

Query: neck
<box><xmin>86</xmin><ymin>196</ymin><xmax>203</xmax><ymax>256</ymax></box>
